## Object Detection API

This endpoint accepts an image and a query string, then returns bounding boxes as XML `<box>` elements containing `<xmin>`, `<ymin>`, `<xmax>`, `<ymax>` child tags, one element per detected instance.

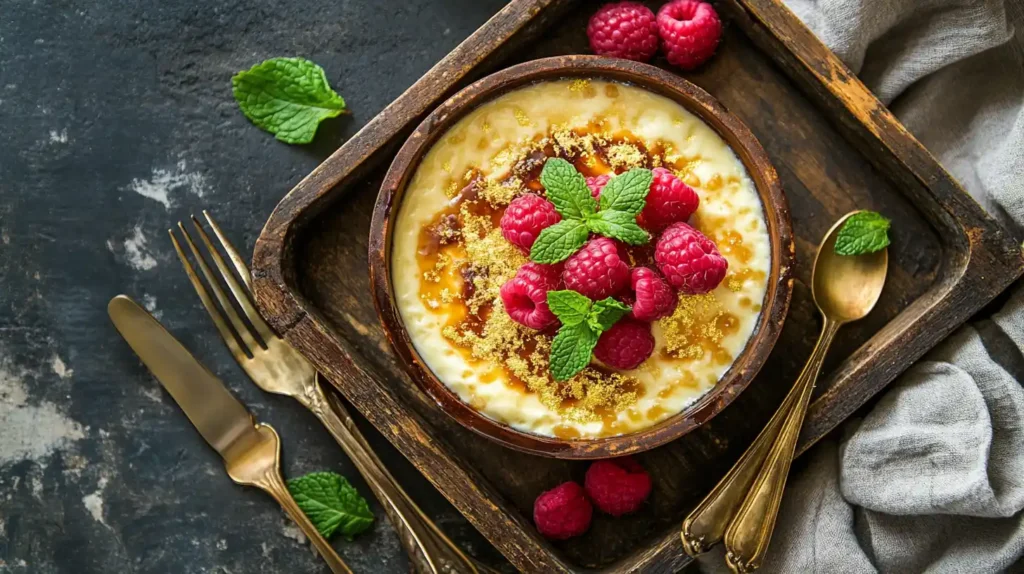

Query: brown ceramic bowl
<box><xmin>369</xmin><ymin>56</ymin><xmax>794</xmax><ymax>459</ymax></box>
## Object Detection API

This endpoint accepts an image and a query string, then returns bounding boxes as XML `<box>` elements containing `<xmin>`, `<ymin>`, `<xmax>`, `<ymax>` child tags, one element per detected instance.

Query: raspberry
<box><xmin>500</xmin><ymin>263</ymin><xmax>563</xmax><ymax>330</ymax></box>
<box><xmin>585</xmin><ymin>457</ymin><xmax>652</xmax><ymax>516</ymax></box>
<box><xmin>586</xmin><ymin>174</ymin><xmax>611</xmax><ymax>199</ymax></box>
<box><xmin>563</xmin><ymin>237</ymin><xmax>630</xmax><ymax>301</ymax></box>
<box><xmin>625</xmin><ymin>267</ymin><xmax>677</xmax><ymax>322</ymax></box>
<box><xmin>594</xmin><ymin>319</ymin><xmax>654</xmax><ymax>370</ymax></box>
<box><xmin>637</xmin><ymin>167</ymin><xmax>699</xmax><ymax>232</ymax></box>
<box><xmin>657</xmin><ymin>0</ymin><xmax>723</xmax><ymax>70</ymax></box>
<box><xmin>655</xmin><ymin>222</ymin><xmax>728</xmax><ymax>294</ymax></box>
<box><xmin>533</xmin><ymin>481</ymin><xmax>593</xmax><ymax>540</ymax></box>
<box><xmin>587</xmin><ymin>2</ymin><xmax>659</xmax><ymax>63</ymax></box>
<box><xmin>500</xmin><ymin>194</ymin><xmax>561</xmax><ymax>253</ymax></box>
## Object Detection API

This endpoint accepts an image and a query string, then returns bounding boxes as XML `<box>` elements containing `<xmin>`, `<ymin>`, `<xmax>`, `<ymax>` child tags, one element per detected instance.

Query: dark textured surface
<box><xmin>0</xmin><ymin>1</ymin><xmax>511</xmax><ymax>573</ymax></box>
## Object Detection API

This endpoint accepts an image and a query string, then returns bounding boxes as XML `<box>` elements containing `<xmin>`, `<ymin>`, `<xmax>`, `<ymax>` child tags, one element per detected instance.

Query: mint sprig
<box><xmin>529</xmin><ymin>159</ymin><xmax>652</xmax><ymax>264</ymax></box>
<box><xmin>546</xmin><ymin>290</ymin><xmax>632</xmax><ymax>380</ymax></box>
<box><xmin>232</xmin><ymin>57</ymin><xmax>347</xmax><ymax>144</ymax></box>
<box><xmin>835</xmin><ymin>211</ymin><xmax>890</xmax><ymax>256</ymax></box>
<box><xmin>287</xmin><ymin>471</ymin><xmax>374</xmax><ymax>541</ymax></box>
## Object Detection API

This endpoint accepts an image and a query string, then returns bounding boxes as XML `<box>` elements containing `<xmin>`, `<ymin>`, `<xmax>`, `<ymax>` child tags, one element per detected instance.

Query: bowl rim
<box><xmin>369</xmin><ymin>55</ymin><xmax>794</xmax><ymax>459</ymax></box>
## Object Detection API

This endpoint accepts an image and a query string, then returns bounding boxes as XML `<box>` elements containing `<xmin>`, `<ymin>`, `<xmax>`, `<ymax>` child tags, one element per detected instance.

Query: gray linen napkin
<box><xmin>699</xmin><ymin>0</ymin><xmax>1024</xmax><ymax>571</ymax></box>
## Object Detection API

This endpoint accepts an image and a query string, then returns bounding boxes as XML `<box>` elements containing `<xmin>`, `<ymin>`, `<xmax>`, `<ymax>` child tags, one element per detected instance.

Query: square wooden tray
<box><xmin>251</xmin><ymin>0</ymin><xmax>1024</xmax><ymax>571</ymax></box>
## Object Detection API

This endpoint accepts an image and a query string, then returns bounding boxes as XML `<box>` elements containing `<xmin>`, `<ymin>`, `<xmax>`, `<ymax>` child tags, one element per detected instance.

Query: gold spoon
<box><xmin>681</xmin><ymin>211</ymin><xmax>888</xmax><ymax>571</ymax></box>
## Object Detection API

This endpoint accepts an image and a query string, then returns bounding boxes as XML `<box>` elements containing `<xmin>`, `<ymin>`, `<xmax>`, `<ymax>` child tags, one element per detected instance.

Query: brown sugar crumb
<box><xmin>606</xmin><ymin>142</ymin><xmax>645</xmax><ymax>170</ymax></box>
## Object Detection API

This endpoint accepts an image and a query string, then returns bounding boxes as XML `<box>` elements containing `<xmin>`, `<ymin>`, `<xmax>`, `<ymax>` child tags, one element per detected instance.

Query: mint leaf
<box><xmin>287</xmin><ymin>471</ymin><xmax>373</xmax><ymax>541</ymax></box>
<box><xmin>599</xmin><ymin>168</ymin><xmax>652</xmax><ymax>215</ymax></box>
<box><xmin>835</xmin><ymin>211</ymin><xmax>891</xmax><ymax>256</ymax></box>
<box><xmin>232</xmin><ymin>58</ymin><xmax>346</xmax><ymax>144</ymax></box>
<box><xmin>550</xmin><ymin>322</ymin><xmax>600</xmax><ymax>381</ymax></box>
<box><xmin>540</xmin><ymin>158</ymin><xmax>597</xmax><ymax>220</ymax></box>
<box><xmin>587</xmin><ymin>211</ymin><xmax>649</xmax><ymax>245</ymax></box>
<box><xmin>530</xmin><ymin>219</ymin><xmax>590</xmax><ymax>264</ymax></box>
<box><xmin>588</xmin><ymin>298</ymin><xmax>631</xmax><ymax>332</ymax></box>
<box><xmin>547</xmin><ymin>290</ymin><xmax>592</xmax><ymax>327</ymax></box>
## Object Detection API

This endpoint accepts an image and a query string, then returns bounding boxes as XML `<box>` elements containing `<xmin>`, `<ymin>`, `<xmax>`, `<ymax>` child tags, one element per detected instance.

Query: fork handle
<box><xmin>302</xmin><ymin>375</ymin><xmax>480</xmax><ymax>574</ymax></box>
<box><xmin>256</xmin><ymin>458</ymin><xmax>354</xmax><ymax>574</ymax></box>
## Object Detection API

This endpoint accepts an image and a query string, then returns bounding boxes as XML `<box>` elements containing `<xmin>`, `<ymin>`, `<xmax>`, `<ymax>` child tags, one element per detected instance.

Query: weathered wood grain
<box><xmin>252</xmin><ymin>0</ymin><xmax>1024</xmax><ymax>571</ymax></box>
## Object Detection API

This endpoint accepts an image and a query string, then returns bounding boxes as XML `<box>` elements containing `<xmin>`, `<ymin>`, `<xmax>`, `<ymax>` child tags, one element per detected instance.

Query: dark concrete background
<box><xmin>0</xmin><ymin>1</ymin><xmax>514</xmax><ymax>572</ymax></box>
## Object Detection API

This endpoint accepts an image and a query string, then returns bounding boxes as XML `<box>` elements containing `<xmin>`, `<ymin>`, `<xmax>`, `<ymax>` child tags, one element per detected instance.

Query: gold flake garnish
<box><xmin>568</xmin><ymin>79</ymin><xmax>591</xmax><ymax>92</ymax></box>
<box><xmin>445</xmin><ymin>180</ymin><xmax>460</xmax><ymax>197</ymax></box>
<box><xmin>606</xmin><ymin>142</ymin><xmax>645</xmax><ymax>170</ymax></box>
<box><xmin>658</xmin><ymin>293</ymin><xmax>726</xmax><ymax>360</ymax></box>
<box><xmin>513</xmin><ymin>107</ymin><xmax>533</xmax><ymax>127</ymax></box>
<box><xmin>442</xmin><ymin>161</ymin><xmax>452</xmax><ymax>173</ymax></box>
<box><xmin>478</xmin><ymin>177</ymin><xmax>522</xmax><ymax>207</ymax></box>
<box><xmin>727</xmin><ymin>275</ymin><xmax>744</xmax><ymax>292</ymax></box>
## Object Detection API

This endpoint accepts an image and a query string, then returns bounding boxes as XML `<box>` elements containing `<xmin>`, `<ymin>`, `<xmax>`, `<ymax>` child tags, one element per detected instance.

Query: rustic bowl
<box><xmin>369</xmin><ymin>56</ymin><xmax>794</xmax><ymax>459</ymax></box>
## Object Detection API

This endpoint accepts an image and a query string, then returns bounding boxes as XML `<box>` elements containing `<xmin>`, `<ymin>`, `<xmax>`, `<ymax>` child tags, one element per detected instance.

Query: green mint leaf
<box><xmin>539</xmin><ymin>158</ymin><xmax>597</xmax><ymax>220</ymax></box>
<box><xmin>588</xmin><ymin>298</ymin><xmax>631</xmax><ymax>333</ymax></box>
<box><xmin>599</xmin><ymin>168</ymin><xmax>652</xmax><ymax>215</ymax></box>
<box><xmin>530</xmin><ymin>219</ymin><xmax>590</xmax><ymax>264</ymax></box>
<box><xmin>586</xmin><ymin>210</ymin><xmax>649</xmax><ymax>245</ymax></box>
<box><xmin>287</xmin><ymin>471</ymin><xmax>374</xmax><ymax>541</ymax></box>
<box><xmin>232</xmin><ymin>57</ymin><xmax>347</xmax><ymax>144</ymax></box>
<box><xmin>547</xmin><ymin>290</ymin><xmax>592</xmax><ymax>327</ymax></box>
<box><xmin>834</xmin><ymin>211</ymin><xmax>891</xmax><ymax>256</ymax></box>
<box><xmin>550</xmin><ymin>322</ymin><xmax>600</xmax><ymax>381</ymax></box>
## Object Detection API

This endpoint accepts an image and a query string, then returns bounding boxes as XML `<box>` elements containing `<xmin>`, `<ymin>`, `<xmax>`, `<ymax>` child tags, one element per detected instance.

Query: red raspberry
<box><xmin>585</xmin><ymin>457</ymin><xmax>652</xmax><ymax>516</ymax></box>
<box><xmin>500</xmin><ymin>194</ymin><xmax>561</xmax><ymax>253</ymax></box>
<box><xmin>563</xmin><ymin>237</ymin><xmax>630</xmax><ymax>301</ymax></box>
<box><xmin>533</xmin><ymin>481</ymin><xmax>593</xmax><ymax>540</ymax></box>
<box><xmin>586</xmin><ymin>174</ymin><xmax>611</xmax><ymax>199</ymax></box>
<box><xmin>500</xmin><ymin>263</ymin><xmax>562</xmax><ymax>330</ymax></box>
<box><xmin>637</xmin><ymin>167</ymin><xmax>699</xmax><ymax>232</ymax></box>
<box><xmin>657</xmin><ymin>0</ymin><xmax>723</xmax><ymax>70</ymax></box>
<box><xmin>625</xmin><ymin>267</ymin><xmax>677</xmax><ymax>322</ymax></box>
<box><xmin>594</xmin><ymin>319</ymin><xmax>654</xmax><ymax>370</ymax></box>
<box><xmin>655</xmin><ymin>222</ymin><xmax>728</xmax><ymax>294</ymax></box>
<box><xmin>587</xmin><ymin>2</ymin><xmax>659</xmax><ymax>63</ymax></box>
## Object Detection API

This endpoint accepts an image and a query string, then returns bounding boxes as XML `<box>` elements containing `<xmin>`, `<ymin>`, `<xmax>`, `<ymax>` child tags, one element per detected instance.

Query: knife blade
<box><xmin>107</xmin><ymin>294</ymin><xmax>262</xmax><ymax>460</ymax></box>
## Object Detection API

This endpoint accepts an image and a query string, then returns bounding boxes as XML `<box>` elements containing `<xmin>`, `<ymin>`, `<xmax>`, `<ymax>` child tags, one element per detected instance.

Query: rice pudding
<box><xmin>391</xmin><ymin>78</ymin><xmax>770</xmax><ymax>439</ymax></box>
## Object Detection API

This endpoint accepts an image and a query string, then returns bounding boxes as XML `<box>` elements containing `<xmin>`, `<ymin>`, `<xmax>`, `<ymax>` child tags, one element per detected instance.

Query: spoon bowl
<box><xmin>812</xmin><ymin>211</ymin><xmax>889</xmax><ymax>323</ymax></box>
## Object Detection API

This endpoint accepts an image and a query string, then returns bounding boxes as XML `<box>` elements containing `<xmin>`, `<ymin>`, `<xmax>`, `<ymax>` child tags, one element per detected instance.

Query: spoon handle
<box><xmin>723</xmin><ymin>319</ymin><xmax>841</xmax><ymax>573</ymax></box>
<box><xmin>681</xmin><ymin>355</ymin><xmax>806</xmax><ymax>555</ymax></box>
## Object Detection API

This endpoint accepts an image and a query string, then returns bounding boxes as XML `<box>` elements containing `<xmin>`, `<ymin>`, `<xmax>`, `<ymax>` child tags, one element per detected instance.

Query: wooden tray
<box><xmin>251</xmin><ymin>0</ymin><xmax>1024</xmax><ymax>571</ymax></box>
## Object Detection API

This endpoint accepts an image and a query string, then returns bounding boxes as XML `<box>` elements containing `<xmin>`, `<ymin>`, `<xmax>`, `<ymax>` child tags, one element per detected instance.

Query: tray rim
<box><xmin>369</xmin><ymin>55</ymin><xmax>796</xmax><ymax>460</ymax></box>
<box><xmin>251</xmin><ymin>0</ymin><xmax>1024</xmax><ymax>571</ymax></box>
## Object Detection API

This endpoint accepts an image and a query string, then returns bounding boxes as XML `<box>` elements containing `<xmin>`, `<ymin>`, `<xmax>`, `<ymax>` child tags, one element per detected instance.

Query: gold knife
<box><xmin>107</xmin><ymin>294</ymin><xmax>353</xmax><ymax>574</ymax></box>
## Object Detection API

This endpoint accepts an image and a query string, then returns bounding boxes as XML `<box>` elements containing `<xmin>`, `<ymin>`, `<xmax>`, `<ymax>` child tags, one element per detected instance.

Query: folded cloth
<box><xmin>699</xmin><ymin>0</ymin><xmax>1024</xmax><ymax>572</ymax></box>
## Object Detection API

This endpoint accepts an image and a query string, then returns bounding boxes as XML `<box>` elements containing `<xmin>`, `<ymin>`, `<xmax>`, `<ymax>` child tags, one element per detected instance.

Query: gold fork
<box><xmin>169</xmin><ymin>211</ymin><xmax>481</xmax><ymax>574</ymax></box>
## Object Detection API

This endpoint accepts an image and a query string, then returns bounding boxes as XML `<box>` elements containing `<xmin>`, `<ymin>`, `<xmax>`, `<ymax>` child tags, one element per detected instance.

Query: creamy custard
<box><xmin>392</xmin><ymin>79</ymin><xmax>770</xmax><ymax>438</ymax></box>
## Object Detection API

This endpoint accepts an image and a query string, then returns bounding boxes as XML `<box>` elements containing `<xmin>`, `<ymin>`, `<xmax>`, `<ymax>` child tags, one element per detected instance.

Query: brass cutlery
<box><xmin>683</xmin><ymin>211</ymin><xmax>888</xmax><ymax>572</ymax></box>
<box><xmin>169</xmin><ymin>211</ymin><xmax>481</xmax><ymax>574</ymax></box>
<box><xmin>107</xmin><ymin>295</ymin><xmax>352</xmax><ymax>574</ymax></box>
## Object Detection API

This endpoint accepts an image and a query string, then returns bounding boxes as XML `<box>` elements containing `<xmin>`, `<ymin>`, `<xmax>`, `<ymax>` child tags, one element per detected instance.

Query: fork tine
<box><xmin>169</xmin><ymin>229</ymin><xmax>248</xmax><ymax>362</ymax></box>
<box><xmin>176</xmin><ymin>222</ymin><xmax>264</xmax><ymax>354</ymax></box>
<box><xmin>190</xmin><ymin>214</ymin><xmax>277</xmax><ymax>345</ymax></box>
<box><xmin>203</xmin><ymin>210</ymin><xmax>253</xmax><ymax>292</ymax></box>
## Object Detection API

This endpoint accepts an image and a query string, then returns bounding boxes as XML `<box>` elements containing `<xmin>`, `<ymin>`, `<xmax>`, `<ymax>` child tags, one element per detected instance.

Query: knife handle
<box><xmin>237</xmin><ymin>424</ymin><xmax>353</xmax><ymax>574</ymax></box>
<box><xmin>303</xmin><ymin>375</ymin><xmax>481</xmax><ymax>574</ymax></box>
